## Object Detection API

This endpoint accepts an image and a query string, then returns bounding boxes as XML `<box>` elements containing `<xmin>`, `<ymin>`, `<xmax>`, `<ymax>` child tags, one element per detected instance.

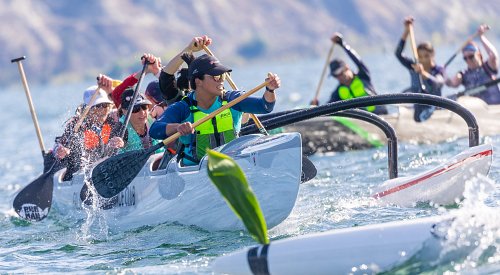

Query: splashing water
<box><xmin>77</xmin><ymin>157</ymin><xmax>111</xmax><ymax>242</ymax></box>
<box><xmin>384</xmin><ymin>175</ymin><xmax>500</xmax><ymax>274</ymax></box>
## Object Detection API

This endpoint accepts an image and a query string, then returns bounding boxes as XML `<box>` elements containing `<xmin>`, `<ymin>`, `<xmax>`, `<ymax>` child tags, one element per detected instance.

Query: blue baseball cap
<box><xmin>188</xmin><ymin>54</ymin><xmax>232</xmax><ymax>79</ymax></box>
<box><xmin>463</xmin><ymin>43</ymin><xmax>479</xmax><ymax>53</ymax></box>
<box><xmin>145</xmin><ymin>80</ymin><xmax>164</xmax><ymax>104</ymax></box>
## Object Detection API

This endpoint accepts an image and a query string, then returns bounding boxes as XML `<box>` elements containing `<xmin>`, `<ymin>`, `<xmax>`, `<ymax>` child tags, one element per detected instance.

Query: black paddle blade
<box><xmin>42</xmin><ymin>151</ymin><xmax>57</xmax><ymax>173</ymax></box>
<box><xmin>92</xmin><ymin>143</ymin><xmax>162</xmax><ymax>198</ymax></box>
<box><xmin>13</xmin><ymin>170</ymin><xmax>54</xmax><ymax>222</ymax></box>
<box><xmin>301</xmin><ymin>155</ymin><xmax>317</xmax><ymax>183</ymax></box>
<box><xmin>80</xmin><ymin>183</ymin><xmax>118</xmax><ymax>210</ymax></box>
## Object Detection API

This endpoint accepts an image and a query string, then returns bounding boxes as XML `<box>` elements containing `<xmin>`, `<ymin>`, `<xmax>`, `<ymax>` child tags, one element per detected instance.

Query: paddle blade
<box><xmin>92</xmin><ymin>144</ymin><xmax>161</xmax><ymax>198</ymax></box>
<box><xmin>207</xmin><ymin>149</ymin><xmax>269</xmax><ymax>245</ymax></box>
<box><xmin>42</xmin><ymin>151</ymin><xmax>57</xmax><ymax>173</ymax></box>
<box><xmin>13</xmin><ymin>170</ymin><xmax>54</xmax><ymax>222</ymax></box>
<box><xmin>301</xmin><ymin>155</ymin><xmax>317</xmax><ymax>183</ymax></box>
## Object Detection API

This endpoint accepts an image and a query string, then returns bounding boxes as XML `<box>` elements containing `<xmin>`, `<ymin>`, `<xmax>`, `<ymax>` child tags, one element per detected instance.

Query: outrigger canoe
<box><xmin>51</xmin><ymin>133</ymin><xmax>302</xmax><ymax>231</ymax></box>
<box><xmin>244</xmin><ymin>93</ymin><xmax>494</xmax><ymax>207</ymax></box>
<box><xmin>354</xmin><ymin>96</ymin><xmax>500</xmax><ymax>144</ymax></box>
<box><xmin>279</xmin><ymin>96</ymin><xmax>500</xmax><ymax>154</ymax></box>
<box><xmin>213</xmin><ymin>214</ymin><xmax>453</xmax><ymax>275</ymax></box>
<box><xmin>372</xmin><ymin>143</ymin><xmax>492</xmax><ymax>206</ymax></box>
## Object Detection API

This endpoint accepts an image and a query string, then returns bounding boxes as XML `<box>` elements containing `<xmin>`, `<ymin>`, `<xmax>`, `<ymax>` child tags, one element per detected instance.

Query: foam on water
<box><xmin>382</xmin><ymin>176</ymin><xmax>500</xmax><ymax>274</ymax></box>
<box><xmin>1</xmin><ymin>59</ymin><xmax>500</xmax><ymax>273</ymax></box>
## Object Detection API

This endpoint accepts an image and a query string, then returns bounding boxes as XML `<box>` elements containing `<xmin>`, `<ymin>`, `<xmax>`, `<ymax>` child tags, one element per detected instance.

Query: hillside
<box><xmin>2</xmin><ymin>0</ymin><xmax>500</xmax><ymax>86</ymax></box>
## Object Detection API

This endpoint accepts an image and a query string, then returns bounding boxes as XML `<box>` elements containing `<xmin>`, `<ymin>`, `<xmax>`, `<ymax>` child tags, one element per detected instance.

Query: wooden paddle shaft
<box><xmin>457</xmin><ymin>33</ymin><xmax>481</xmax><ymax>54</ymax></box>
<box><xmin>408</xmin><ymin>25</ymin><xmax>419</xmax><ymax>62</ymax></box>
<box><xmin>11</xmin><ymin>57</ymin><xmax>46</xmax><ymax>153</ymax></box>
<box><xmin>444</xmin><ymin>28</ymin><xmax>487</xmax><ymax>68</ymax></box>
<box><xmin>162</xmin><ymin>80</ymin><xmax>269</xmax><ymax>146</ymax></box>
<box><xmin>202</xmin><ymin>45</ymin><xmax>269</xmax><ymax>135</ymax></box>
<box><xmin>224</xmin><ymin>72</ymin><xmax>268</xmax><ymax>135</ymax></box>
<box><xmin>408</xmin><ymin>25</ymin><xmax>432</xmax><ymax>79</ymax></box>
<box><xmin>119</xmin><ymin>60</ymin><xmax>149</xmax><ymax>138</ymax></box>
<box><xmin>314</xmin><ymin>43</ymin><xmax>335</xmax><ymax>101</ymax></box>
<box><xmin>74</xmin><ymin>84</ymin><xmax>101</xmax><ymax>132</ymax></box>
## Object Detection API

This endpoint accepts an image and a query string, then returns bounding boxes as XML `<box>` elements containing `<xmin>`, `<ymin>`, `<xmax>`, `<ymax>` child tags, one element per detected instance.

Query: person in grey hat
<box><xmin>117</xmin><ymin>88</ymin><xmax>163</xmax><ymax>153</ymax></box>
<box><xmin>312</xmin><ymin>33</ymin><xmax>387</xmax><ymax>115</ymax></box>
<box><xmin>150</xmin><ymin>47</ymin><xmax>281</xmax><ymax>166</ymax></box>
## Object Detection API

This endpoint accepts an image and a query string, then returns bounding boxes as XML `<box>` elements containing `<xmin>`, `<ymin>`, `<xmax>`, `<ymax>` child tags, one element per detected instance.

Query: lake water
<box><xmin>1</xmin><ymin>49</ymin><xmax>499</xmax><ymax>274</ymax></box>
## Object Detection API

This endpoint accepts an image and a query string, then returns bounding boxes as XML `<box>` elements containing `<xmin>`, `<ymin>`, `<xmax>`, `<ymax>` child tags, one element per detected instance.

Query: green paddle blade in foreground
<box><xmin>92</xmin><ymin>142</ymin><xmax>163</xmax><ymax>198</ymax></box>
<box><xmin>207</xmin><ymin>149</ymin><xmax>269</xmax><ymax>245</ymax></box>
<box><xmin>332</xmin><ymin>116</ymin><xmax>384</xmax><ymax>148</ymax></box>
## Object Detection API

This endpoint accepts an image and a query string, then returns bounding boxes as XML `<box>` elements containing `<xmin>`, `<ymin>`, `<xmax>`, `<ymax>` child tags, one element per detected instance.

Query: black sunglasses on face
<box><xmin>93</xmin><ymin>103</ymin><xmax>111</xmax><ymax>109</ymax></box>
<box><xmin>132</xmin><ymin>105</ymin><xmax>149</xmax><ymax>113</ymax></box>
<box><xmin>463</xmin><ymin>55</ymin><xmax>475</xmax><ymax>61</ymax></box>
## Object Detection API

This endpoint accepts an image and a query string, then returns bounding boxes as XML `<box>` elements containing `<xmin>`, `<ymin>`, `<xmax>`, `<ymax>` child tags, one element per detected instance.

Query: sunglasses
<box><xmin>132</xmin><ymin>105</ymin><xmax>149</xmax><ymax>113</ymax></box>
<box><xmin>463</xmin><ymin>55</ymin><xmax>475</xmax><ymax>61</ymax></box>
<box><xmin>211</xmin><ymin>73</ymin><xmax>227</xmax><ymax>82</ymax></box>
<box><xmin>93</xmin><ymin>103</ymin><xmax>111</xmax><ymax>109</ymax></box>
<box><xmin>333</xmin><ymin>68</ymin><xmax>348</xmax><ymax>78</ymax></box>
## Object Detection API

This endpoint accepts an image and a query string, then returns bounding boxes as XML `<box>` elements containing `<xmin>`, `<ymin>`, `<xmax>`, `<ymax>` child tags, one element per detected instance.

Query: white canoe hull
<box><xmin>372</xmin><ymin>144</ymin><xmax>493</xmax><ymax>206</ymax></box>
<box><xmin>52</xmin><ymin>133</ymin><xmax>302</xmax><ymax>231</ymax></box>
<box><xmin>213</xmin><ymin>215</ymin><xmax>449</xmax><ymax>275</ymax></box>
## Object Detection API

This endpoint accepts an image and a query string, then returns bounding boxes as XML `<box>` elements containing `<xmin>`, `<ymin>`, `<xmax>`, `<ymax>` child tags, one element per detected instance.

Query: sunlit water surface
<box><xmin>1</xmin><ymin>52</ymin><xmax>499</xmax><ymax>274</ymax></box>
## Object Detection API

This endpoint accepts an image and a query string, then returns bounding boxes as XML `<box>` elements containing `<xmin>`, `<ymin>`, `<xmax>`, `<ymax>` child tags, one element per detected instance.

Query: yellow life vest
<box><xmin>338</xmin><ymin>76</ymin><xmax>375</xmax><ymax>112</ymax></box>
<box><xmin>189</xmin><ymin>99</ymin><xmax>236</xmax><ymax>161</ymax></box>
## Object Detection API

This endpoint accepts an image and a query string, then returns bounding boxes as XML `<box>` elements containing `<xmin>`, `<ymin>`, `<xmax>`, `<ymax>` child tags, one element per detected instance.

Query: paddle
<box><xmin>74</xmin><ymin>78</ymin><xmax>102</xmax><ymax>132</ymax></box>
<box><xmin>452</xmin><ymin>77</ymin><xmax>500</xmax><ymax>98</ymax></box>
<box><xmin>202</xmin><ymin>45</ymin><xmax>316</xmax><ymax>182</ymax></box>
<box><xmin>74</xmin><ymin>83</ymin><xmax>101</xmax><ymax>204</ymax></box>
<box><xmin>11</xmin><ymin>56</ymin><xmax>55</xmax><ymax>222</ymax></box>
<box><xmin>12</xmin><ymin>163</ymin><xmax>56</xmax><ymax>221</ymax></box>
<box><xmin>202</xmin><ymin>45</ymin><xmax>269</xmax><ymax>135</ymax></box>
<box><xmin>408</xmin><ymin>22</ymin><xmax>439</xmax><ymax>123</ymax></box>
<box><xmin>408</xmin><ymin>24</ymin><xmax>430</xmax><ymax>87</ymax></box>
<box><xmin>12</xmin><ymin>76</ymin><xmax>102</xmax><ymax>221</ymax></box>
<box><xmin>311</xmin><ymin>43</ymin><xmax>335</xmax><ymax>106</ymax></box>
<box><xmin>92</xmin><ymin>80</ymin><xmax>270</xmax><ymax>198</ymax></box>
<box><xmin>80</xmin><ymin>59</ymin><xmax>151</xmax><ymax>203</ymax></box>
<box><xmin>117</xmin><ymin>59</ymin><xmax>150</xmax><ymax>139</ymax></box>
<box><xmin>207</xmin><ymin>149</ymin><xmax>269</xmax><ymax>244</ymax></box>
<box><xmin>443</xmin><ymin>28</ymin><xmax>486</xmax><ymax>68</ymax></box>
<box><xmin>11</xmin><ymin>56</ymin><xmax>47</xmax><ymax>156</ymax></box>
<box><xmin>332</xmin><ymin>116</ymin><xmax>384</xmax><ymax>148</ymax></box>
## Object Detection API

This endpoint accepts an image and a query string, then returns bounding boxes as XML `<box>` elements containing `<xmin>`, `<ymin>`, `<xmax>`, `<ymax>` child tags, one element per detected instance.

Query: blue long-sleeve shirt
<box><xmin>150</xmin><ymin>90</ymin><xmax>275</xmax><ymax>158</ymax></box>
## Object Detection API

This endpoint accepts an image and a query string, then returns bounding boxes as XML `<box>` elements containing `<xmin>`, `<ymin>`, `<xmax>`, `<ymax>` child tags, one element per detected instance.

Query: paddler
<box><xmin>445</xmin><ymin>24</ymin><xmax>500</xmax><ymax>104</ymax></box>
<box><xmin>52</xmin><ymin>76</ymin><xmax>124</xmax><ymax>181</ymax></box>
<box><xmin>150</xmin><ymin>40</ymin><xmax>280</xmax><ymax>166</ymax></box>
<box><xmin>395</xmin><ymin>16</ymin><xmax>445</xmax><ymax>122</ymax></box>
<box><xmin>312</xmin><ymin>32</ymin><xmax>388</xmax><ymax>115</ymax></box>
